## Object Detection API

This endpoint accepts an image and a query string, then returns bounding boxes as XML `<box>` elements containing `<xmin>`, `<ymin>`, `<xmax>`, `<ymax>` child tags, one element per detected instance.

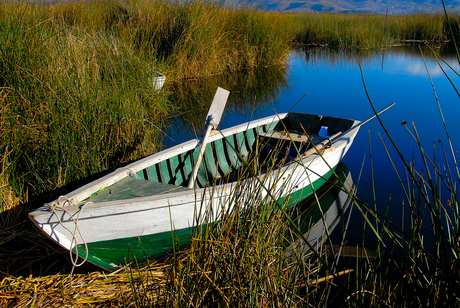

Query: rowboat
<box><xmin>29</xmin><ymin>88</ymin><xmax>362</xmax><ymax>271</ymax></box>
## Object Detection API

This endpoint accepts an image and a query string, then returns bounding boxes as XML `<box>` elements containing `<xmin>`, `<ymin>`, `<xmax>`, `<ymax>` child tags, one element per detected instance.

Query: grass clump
<box><xmin>0</xmin><ymin>0</ymin><xmax>293</xmax><ymax>213</ymax></box>
<box><xmin>293</xmin><ymin>13</ymin><xmax>455</xmax><ymax>48</ymax></box>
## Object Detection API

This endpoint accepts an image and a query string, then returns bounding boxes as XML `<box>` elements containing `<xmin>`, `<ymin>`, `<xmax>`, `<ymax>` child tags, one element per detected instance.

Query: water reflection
<box><xmin>163</xmin><ymin>67</ymin><xmax>289</xmax><ymax>143</ymax></box>
<box><xmin>293</xmin><ymin>45</ymin><xmax>460</xmax><ymax>82</ymax></box>
<box><xmin>297</xmin><ymin>44</ymin><xmax>460</xmax><ymax>68</ymax></box>
<box><xmin>285</xmin><ymin>162</ymin><xmax>354</xmax><ymax>258</ymax></box>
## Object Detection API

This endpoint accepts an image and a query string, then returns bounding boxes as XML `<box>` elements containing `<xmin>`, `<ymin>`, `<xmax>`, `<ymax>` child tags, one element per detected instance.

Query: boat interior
<box><xmin>82</xmin><ymin>114</ymin><xmax>355</xmax><ymax>204</ymax></box>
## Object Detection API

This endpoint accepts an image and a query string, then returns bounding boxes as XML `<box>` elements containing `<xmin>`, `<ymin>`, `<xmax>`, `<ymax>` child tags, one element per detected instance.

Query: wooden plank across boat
<box><xmin>29</xmin><ymin>92</ymin><xmax>362</xmax><ymax>271</ymax></box>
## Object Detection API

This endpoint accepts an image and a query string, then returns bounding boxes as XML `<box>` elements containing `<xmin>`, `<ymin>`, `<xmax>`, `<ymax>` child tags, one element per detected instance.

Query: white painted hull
<box><xmin>29</xmin><ymin>113</ymin><xmax>360</xmax><ymax>270</ymax></box>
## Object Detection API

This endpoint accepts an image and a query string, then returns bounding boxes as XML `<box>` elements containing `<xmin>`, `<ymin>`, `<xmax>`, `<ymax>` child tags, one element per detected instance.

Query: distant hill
<box><xmin>241</xmin><ymin>0</ymin><xmax>460</xmax><ymax>14</ymax></box>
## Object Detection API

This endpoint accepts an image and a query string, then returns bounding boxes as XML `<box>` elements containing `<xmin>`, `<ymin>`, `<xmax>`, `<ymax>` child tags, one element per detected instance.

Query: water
<box><xmin>163</xmin><ymin>46</ymin><xmax>460</xmax><ymax>248</ymax></box>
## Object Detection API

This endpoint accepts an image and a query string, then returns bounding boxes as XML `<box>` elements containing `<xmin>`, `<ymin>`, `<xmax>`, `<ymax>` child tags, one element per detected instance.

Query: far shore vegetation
<box><xmin>1</xmin><ymin>0</ymin><xmax>459</xmax><ymax>306</ymax></box>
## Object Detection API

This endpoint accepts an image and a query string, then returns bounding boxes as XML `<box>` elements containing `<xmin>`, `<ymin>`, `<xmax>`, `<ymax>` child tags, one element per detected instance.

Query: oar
<box><xmin>187</xmin><ymin>87</ymin><xmax>230</xmax><ymax>189</ymax></box>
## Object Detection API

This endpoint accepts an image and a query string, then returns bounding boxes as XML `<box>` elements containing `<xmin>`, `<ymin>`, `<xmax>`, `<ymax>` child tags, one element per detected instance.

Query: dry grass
<box><xmin>0</xmin><ymin>264</ymin><xmax>167</xmax><ymax>307</ymax></box>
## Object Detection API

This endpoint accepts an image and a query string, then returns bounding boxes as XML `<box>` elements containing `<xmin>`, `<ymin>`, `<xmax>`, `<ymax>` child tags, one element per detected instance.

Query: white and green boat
<box><xmin>29</xmin><ymin>89</ymin><xmax>360</xmax><ymax>271</ymax></box>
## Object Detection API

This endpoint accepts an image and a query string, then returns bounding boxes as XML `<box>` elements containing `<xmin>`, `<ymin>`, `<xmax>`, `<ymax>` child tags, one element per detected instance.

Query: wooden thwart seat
<box><xmin>259</xmin><ymin>130</ymin><xmax>322</xmax><ymax>145</ymax></box>
<box><xmin>260</xmin><ymin>130</ymin><xmax>309</xmax><ymax>143</ymax></box>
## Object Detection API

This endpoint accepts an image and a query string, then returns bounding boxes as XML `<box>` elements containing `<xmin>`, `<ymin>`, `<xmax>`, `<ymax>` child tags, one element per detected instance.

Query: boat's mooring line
<box><xmin>47</xmin><ymin>196</ymin><xmax>90</xmax><ymax>283</ymax></box>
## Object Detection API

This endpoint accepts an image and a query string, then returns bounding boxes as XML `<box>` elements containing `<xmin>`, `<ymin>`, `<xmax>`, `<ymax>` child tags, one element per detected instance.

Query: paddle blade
<box><xmin>205</xmin><ymin>87</ymin><xmax>229</xmax><ymax>128</ymax></box>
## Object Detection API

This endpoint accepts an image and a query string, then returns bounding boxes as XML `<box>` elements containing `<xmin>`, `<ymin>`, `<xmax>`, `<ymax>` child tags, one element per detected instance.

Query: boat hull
<box><xmin>29</xmin><ymin>113</ymin><xmax>360</xmax><ymax>271</ymax></box>
<box><xmin>73</xmin><ymin>168</ymin><xmax>338</xmax><ymax>270</ymax></box>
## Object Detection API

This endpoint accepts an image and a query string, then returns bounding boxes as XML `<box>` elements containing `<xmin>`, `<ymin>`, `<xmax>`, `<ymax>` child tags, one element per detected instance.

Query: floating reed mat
<box><xmin>0</xmin><ymin>264</ymin><xmax>167</xmax><ymax>307</ymax></box>
<box><xmin>0</xmin><ymin>221</ymin><xmax>167</xmax><ymax>306</ymax></box>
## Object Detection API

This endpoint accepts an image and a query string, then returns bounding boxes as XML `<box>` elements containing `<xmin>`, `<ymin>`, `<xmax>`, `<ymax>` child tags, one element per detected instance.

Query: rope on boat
<box><xmin>46</xmin><ymin>196</ymin><xmax>90</xmax><ymax>279</ymax></box>
<box><xmin>128</xmin><ymin>169</ymin><xmax>141</xmax><ymax>179</ymax></box>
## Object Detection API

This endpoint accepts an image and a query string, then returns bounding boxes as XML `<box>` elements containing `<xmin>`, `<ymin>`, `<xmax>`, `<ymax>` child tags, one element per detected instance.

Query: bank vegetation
<box><xmin>1</xmin><ymin>0</ymin><xmax>459</xmax><ymax>306</ymax></box>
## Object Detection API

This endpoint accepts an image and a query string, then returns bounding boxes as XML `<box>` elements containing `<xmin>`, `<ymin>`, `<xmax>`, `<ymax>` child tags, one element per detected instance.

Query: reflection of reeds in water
<box><xmin>294</xmin><ymin>44</ymin><xmax>460</xmax><ymax>69</ymax></box>
<box><xmin>164</xmin><ymin>67</ymin><xmax>289</xmax><ymax>136</ymax></box>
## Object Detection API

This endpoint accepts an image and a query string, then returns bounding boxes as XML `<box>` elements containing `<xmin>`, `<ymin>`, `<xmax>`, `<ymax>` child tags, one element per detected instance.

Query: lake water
<box><xmin>163</xmin><ymin>46</ymin><xmax>460</xmax><ymax>248</ymax></box>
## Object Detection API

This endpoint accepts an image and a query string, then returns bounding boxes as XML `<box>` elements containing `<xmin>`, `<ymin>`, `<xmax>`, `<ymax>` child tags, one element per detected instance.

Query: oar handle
<box><xmin>187</xmin><ymin>87</ymin><xmax>230</xmax><ymax>189</ymax></box>
<box><xmin>187</xmin><ymin>125</ymin><xmax>213</xmax><ymax>189</ymax></box>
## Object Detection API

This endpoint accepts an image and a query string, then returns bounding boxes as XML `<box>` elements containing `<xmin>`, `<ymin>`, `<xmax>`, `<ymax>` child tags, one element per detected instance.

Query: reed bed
<box><xmin>293</xmin><ymin>12</ymin><xmax>456</xmax><ymax>48</ymax></box>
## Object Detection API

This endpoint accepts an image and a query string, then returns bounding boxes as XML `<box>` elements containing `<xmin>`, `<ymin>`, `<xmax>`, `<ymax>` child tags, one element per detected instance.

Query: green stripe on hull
<box><xmin>75</xmin><ymin>168</ymin><xmax>336</xmax><ymax>271</ymax></box>
<box><xmin>75</xmin><ymin>227</ymin><xmax>196</xmax><ymax>271</ymax></box>
<box><xmin>279</xmin><ymin>168</ymin><xmax>336</xmax><ymax>208</ymax></box>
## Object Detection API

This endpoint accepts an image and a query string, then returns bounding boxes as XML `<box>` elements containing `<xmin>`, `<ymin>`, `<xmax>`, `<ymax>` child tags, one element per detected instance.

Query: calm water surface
<box><xmin>164</xmin><ymin>46</ymin><xmax>460</xmax><ymax>247</ymax></box>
